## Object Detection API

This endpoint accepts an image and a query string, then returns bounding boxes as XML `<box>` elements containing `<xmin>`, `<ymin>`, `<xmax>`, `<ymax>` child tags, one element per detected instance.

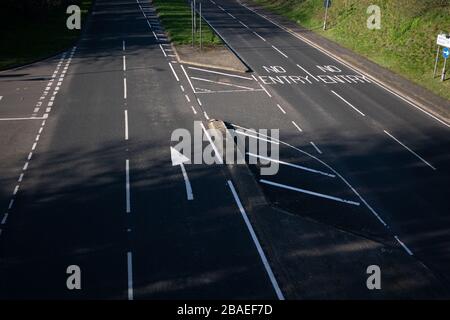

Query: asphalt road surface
<box><xmin>0</xmin><ymin>0</ymin><xmax>449</xmax><ymax>299</ymax></box>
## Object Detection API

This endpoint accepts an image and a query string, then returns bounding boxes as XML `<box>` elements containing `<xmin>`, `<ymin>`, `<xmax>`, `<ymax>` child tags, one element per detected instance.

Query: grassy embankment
<box><xmin>252</xmin><ymin>0</ymin><xmax>450</xmax><ymax>100</ymax></box>
<box><xmin>152</xmin><ymin>0</ymin><xmax>222</xmax><ymax>46</ymax></box>
<box><xmin>0</xmin><ymin>0</ymin><xmax>92</xmax><ymax>70</ymax></box>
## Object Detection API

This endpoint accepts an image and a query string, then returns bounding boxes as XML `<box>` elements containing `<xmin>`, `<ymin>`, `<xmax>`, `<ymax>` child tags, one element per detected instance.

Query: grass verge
<box><xmin>252</xmin><ymin>0</ymin><xmax>450</xmax><ymax>100</ymax></box>
<box><xmin>152</xmin><ymin>0</ymin><xmax>222</xmax><ymax>46</ymax></box>
<box><xmin>0</xmin><ymin>0</ymin><xmax>93</xmax><ymax>70</ymax></box>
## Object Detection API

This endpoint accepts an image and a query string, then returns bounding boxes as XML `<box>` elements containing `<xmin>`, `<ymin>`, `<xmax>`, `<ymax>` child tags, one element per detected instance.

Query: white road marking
<box><xmin>227</xmin><ymin>180</ymin><xmax>285</xmax><ymax>300</ymax></box>
<box><xmin>168</xmin><ymin>62</ymin><xmax>180</xmax><ymax>81</ymax></box>
<box><xmin>394</xmin><ymin>236</ymin><xmax>414</xmax><ymax>255</ymax></box>
<box><xmin>180</xmin><ymin>65</ymin><xmax>196</xmax><ymax>93</ymax></box>
<box><xmin>239</xmin><ymin>21</ymin><xmax>249</xmax><ymax>28</ymax></box>
<box><xmin>124</xmin><ymin>78</ymin><xmax>127</xmax><ymax>99</ymax></box>
<box><xmin>200</xmin><ymin>122</ymin><xmax>223</xmax><ymax>164</ymax></box>
<box><xmin>235</xmin><ymin>130</ymin><xmax>279</xmax><ymax>145</ymax></box>
<box><xmin>296</xmin><ymin>64</ymin><xmax>319</xmax><ymax>82</ymax></box>
<box><xmin>13</xmin><ymin>185</ymin><xmax>19</xmax><ymax>196</ymax></box>
<box><xmin>32</xmin><ymin>142</ymin><xmax>37</xmax><ymax>151</ymax></box>
<box><xmin>197</xmin><ymin>98</ymin><xmax>202</xmax><ymax>106</ymax></box>
<box><xmin>203</xmin><ymin>111</ymin><xmax>210</xmax><ymax>120</ymax></box>
<box><xmin>123</xmin><ymin>40</ymin><xmax>126</xmax><ymax>51</ymax></box>
<box><xmin>310</xmin><ymin>141</ymin><xmax>322</xmax><ymax>154</ymax></box>
<box><xmin>0</xmin><ymin>116</ymin><xmax>49</xmax><ymax>121</ymax></box>
<box><xmin>247</xmin><ymin>153</ymin><xmax>335</xmax><ymax>177</ymax></box>
<box><xmin>331</xmin><ymin>90</ymin><xmax>366</xmax><ymax>117</ymax></box>
<box><xmin>276</xmin><ymin>104</ymin><xmax>286</xmax><ymax>114</ymax></box>
<box><xmin>228</xmin><ymin>12</ymin><xmax>236</xmax><ymax>19</ymax></box>
<box><xmin>180</xmin><ymin>85</ymin><xmax>185</xmax><ymax>92</ymax></box>
<box><xmin>383</xmin><ymin>130</ymin><xmax>436</xmax><ymax>170</ymax></box>
<box><xmin>124</xmin><ymin>110</ymin><xmax>129</xmax><ymax>140</ymax></box>
<box><xmin>291</xmin><ymin>121</ymin><xmax>303</xmax><ymax>132</ymax></box>
<box><xmin>123</xmin><ymin>56</ymin><xmax>126</xmax><ymax>71</ymax></box>
<box><xmin>185</xmin><ymin>94</ymin><xmax>191</xmax><ymax>102</ymax></box>
<box><xmin>259</xmin><ymin>84</ymin><xmax>272</xmax><ymax>97</ymax></box>
<box><xmin>18</xmin><ymin>173</ymin><xmax>24</xmax><ymax>182</ymax></box>
<box><xmin>127</xmin><ymin>252</ymin><xmax>134</xmax><ymax>300</ymax></box>
<box><xmin>271</xmin><ymin>45</ymin><xmax>288</xmax><ymax>58</ymax></box>
<box><xmin>261</xmin><ymin>179</ymin><xmax>360</xmax><ymax>206</ymax></box>
<box><xmin>126</xmin><ymin>159</ymin><xmax>131</xmax><ymax>213</ymax></box>
<box><xmin>191</xmin><ymin>106</ymin><xmax>197</xmax><ymax>114</ymax></box>
<box><xmin>1</xmin><ymin>213</ymin><xmax>8</xmax><ymax>225</ymax></box>
<box><xmin>253</xmin><ymin>31</ymin><xmax>266</xmax><ymax>42</ymax></box>
<box><xmin>190</xmin><ymin>77</ymin><xmax>256</xmax><ymax>91</ymax></box>
<box><xmin>188</xmin><ymin>66</ymin><xmax>254</xmax><ymax>80</ymax></box>
<box><xmin>159</xmin><ymin>44</ymin><xmax>167</xmax><ymax>57</ymax></box>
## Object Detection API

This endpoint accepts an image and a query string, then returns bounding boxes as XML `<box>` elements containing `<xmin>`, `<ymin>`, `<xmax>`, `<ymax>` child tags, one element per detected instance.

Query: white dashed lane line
<box><xmin>0</xmin><ymin>47</ymin><xmax>77</xmax><ymax>236</ymax></box>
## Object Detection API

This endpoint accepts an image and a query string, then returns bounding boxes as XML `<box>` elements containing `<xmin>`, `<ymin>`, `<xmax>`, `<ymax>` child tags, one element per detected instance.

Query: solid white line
<box><xmin>276</xmin><ymin>104</ymin><xmax>286</xmax><ymax>114</ymax></box>
<box><xmin>227</xmin><ymin>180</ymin><xmax>285</xmax><ymax>300</ymax></box>
<box><xmin>180</xmin><ymin>164</ymin><xmax>194</xmax><ymax>200</ymax></box>
<box><xmin>188</xmin><ymin>66</ymin><xmax>254</xmax><ymax>80</ymax></box>
<box><xmin>253</xmin><ymin>31</ymin><xmax>266</xmax><ymax>42</ymax></box>
<box><xmin>0</xmin><ymin>116</ymin><xmax>48</xmax><ymax>121</ymax></box>
<box><xmin>260</xmin><ymin>179</ymin><xmax>360</xmax><ymax>206</ymax></box>
<box><xmin>291</xmin><ymin>121</ymin><xmax>303</xmax><ymax>132</ymax></box>
<box><xmin>126</xmin><ymin>160</ymin><xmax>131</xmax><ymax>213</ymax></box>
<box><xmin>168</xmin><ymin>62</ymin><xmax>180</xmax><ymax>82</ymax></box>
<box><xmin>394</xmin><ymin>236</ymin><xmax>414</xmax><ymax>256</ymax></box>
<box><xmin>310</xmin><ymin>141</ymin><xmax>322</xmax><ymax>154</ymax></box>
<box><xmin>124</xmin><ymin>110</ymin><xmax>129</xmax><ymax>140</ymax></box>
<box><xmin>383</xmin><ymin>130</ymin><xmax>436</xmax><ymax>170</ymax></box>
<box><xmin>196</xmin><ymin>88</ymin><xmax>264</xmax><ymax>94</ymax></box>
<box><xmin>123</xmin><ymin>56</ymin><xmax>126</xmax><ymax>71</ymax></box>
<box><xmin>296</xmin><ymin>64</ymin><xmax>319</xmax><ymax>82</ymax></box>
<box><xmin>271</xmin><ymin>45</ymin><xmax>288</xmax><ymax>58</ymax></box>
<box><xmin>180</xmin><ymin>65</ymin><xmax>196</xmax><ymax>93</ymax></box>
<box><xmin>124</xmin><ymin>78</ymin><xmax>127</xmax><ymax>99</ymax></box>
<box><xmin>127</xmin><ymin>252</ymin><xmax>134</xmax><ymax>300</ymax></box>
<box><xmin>235</xmin><ymin>130</ymin><xmax>279</xmax><ymax>145</ymax></box>
<box><xmin>200</xmin><ymin>122</ymin><xmax>223</xmax><ymax>164</ymax></box>
<box><xmin>247</xmin><ymin>153</ymin><xmax>335</xmax><ymax>177</ymax></box>
<box><xmin>331</xmin><ymin>90</ymin><xmax>366</xmax><ymax>116</ymax></box>
<box><xmin>190</xmin><ymin>77</ymin><xmax>256</xmax><ymax>90</ymax></box>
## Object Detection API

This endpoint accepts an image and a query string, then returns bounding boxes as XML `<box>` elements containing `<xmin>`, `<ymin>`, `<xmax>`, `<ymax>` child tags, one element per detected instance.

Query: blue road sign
<box><xmin>443</xmin><ymin>47</ymin><xmax>450</xmax><ymax>59</ymax></box>
<box><xmin>324</xmin><ymin>0</ymin><xmax>332</xmax><ymax>8</ymax></box>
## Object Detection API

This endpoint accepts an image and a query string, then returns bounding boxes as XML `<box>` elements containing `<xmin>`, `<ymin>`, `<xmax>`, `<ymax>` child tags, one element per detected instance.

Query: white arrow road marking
<box><xmin>260</xmin><ymin>179</ymin><xmax>360</xmax><ymax>206</ymax></box>
<box><xmin>171</xmin><ymin>147</ymin><xmax>194</xmax><ymax>200</ymax></box>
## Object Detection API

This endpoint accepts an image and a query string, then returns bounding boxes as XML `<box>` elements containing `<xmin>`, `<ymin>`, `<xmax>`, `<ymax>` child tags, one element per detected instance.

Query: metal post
<box><xmin>193</xmin><ymin>0</ymin><xmax>196</xmax><ymax>34</ymax></box>
<box><xmin>191</xmin><ymin>1</ymin><xmax>194</xmax><ymax>47</ymax></box>
<box><xmin>199</xmin><ymin>2</ymin><xmax>202</xmax><ymax>50</ymax></box>
<box><xmin>442</xmin><ymin>57</ymin><xmax>447</xmax><ymax>82</ymax></box>
<box><xmin>323</xmin><ymin>0</ymin><xmax>330</xmax><ymax>31</ymax></box>
<box><xmin>433</xmin><ymin>46</ymin><xmax>440</xmax><ymax>78</ymax></box>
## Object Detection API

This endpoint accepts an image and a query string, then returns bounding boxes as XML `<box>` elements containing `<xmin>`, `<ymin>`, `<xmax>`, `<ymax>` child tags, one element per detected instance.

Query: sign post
<box><xmin>442</xmin><ymin>47</ymin><xmax>449</xmax><ymax>81</ymax></box>
<box><xmin>323</xmin><ymin>0</ymin><xmax>331</xmax><ymax>31</ymax></box>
